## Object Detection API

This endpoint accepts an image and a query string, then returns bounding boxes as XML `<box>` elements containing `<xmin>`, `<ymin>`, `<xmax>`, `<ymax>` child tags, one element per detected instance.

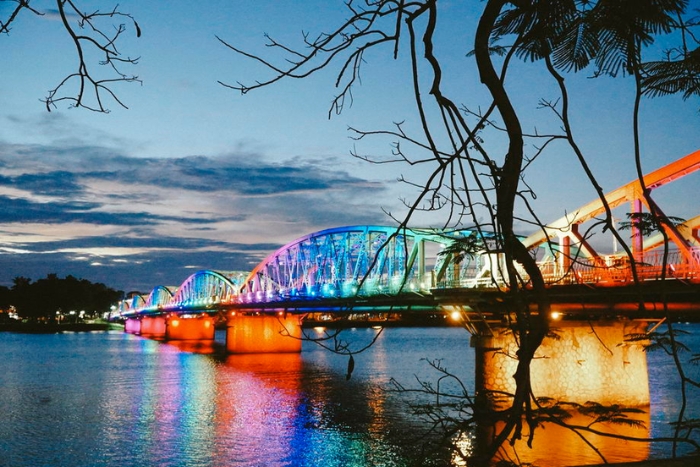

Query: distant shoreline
<box><xmin>0</xmin><ymin>321</ymin><xmax>124</xmax><ymax>334</ymax></box>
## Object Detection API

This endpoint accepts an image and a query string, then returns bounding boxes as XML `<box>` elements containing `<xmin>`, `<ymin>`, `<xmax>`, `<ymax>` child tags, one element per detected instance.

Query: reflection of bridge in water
<box><xmin>117</xmin><ymin>150</ymin><xmax>700</xmax><ymax>428</ymax></box>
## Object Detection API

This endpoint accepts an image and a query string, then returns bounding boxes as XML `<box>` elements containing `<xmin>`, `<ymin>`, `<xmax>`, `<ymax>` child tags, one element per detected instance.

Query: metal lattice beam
<box><xmin>170</xmin><ymin>270</ymin><xmax>239</xmax><ymax>309</ymax></box>
<box><xmin>238</xmin><ymin>226</ymin><xmax>485</xmax><ymax>303</ymax></box>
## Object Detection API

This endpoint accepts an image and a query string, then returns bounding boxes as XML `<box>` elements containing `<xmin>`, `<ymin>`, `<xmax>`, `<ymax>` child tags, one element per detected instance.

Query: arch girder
<box><xmin>144</xmin><ymin>285</ymin><xmax>174</xmax><ymax>310</ymax></box>
<box><xmin>523</xmin><ymin>149</ymin><xmax>700</xmax><ymax>255</ymax></box>
<box><xmin>171</xmin><ymin>270</ymin><xmax>238</xmax><ymax>308</ymax></box>
<box><xmin>239</xmin><ymin>225</ymin><xmax>473</xmax><ymax>302</ymax></box>
<box><xmin>131</xmin><ymin>294</ymin><xmax>146</xmax><ymax>310</ymax></box>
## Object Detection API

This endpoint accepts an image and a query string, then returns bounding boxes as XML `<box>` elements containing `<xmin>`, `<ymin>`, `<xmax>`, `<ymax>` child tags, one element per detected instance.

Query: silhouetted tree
<box><xmin>9</xmin><ymin>274</ymin><xmax>122</xmax><ymax>320</ymax></box>
<box><xmin>10</xmin><ymin>276</ymin><xmax>41</xmax><ymax>320</ymax></box>
<box><xmin>0</xmin><ymin>284</ymin><xmax>11</xmax><ymax>314</ymax></box>
<box><xmin>1</xmin><ymin>1</ymin><xmax>140</xmax><ymax>112</ymax></box>
<box><xmin>223</xmin><ymin>1</ymin><xmax>700</xmax><ymax>464</ymax></box>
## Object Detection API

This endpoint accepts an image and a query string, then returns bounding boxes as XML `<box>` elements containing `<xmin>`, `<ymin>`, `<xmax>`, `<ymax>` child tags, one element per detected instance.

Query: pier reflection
<box><xmin>213</xmin><ymin>353</ymin><xmax>304</xmax><ymax>465</ymax></box>
<box><xmin>485</xmin><ymin>411</ymin><xmax>650</xmax><ymax>466</ymax></box>
<box><xmin>165</xmin><ymin>338</ymin><xmax>221</xmax><ymax>355</ymax></box>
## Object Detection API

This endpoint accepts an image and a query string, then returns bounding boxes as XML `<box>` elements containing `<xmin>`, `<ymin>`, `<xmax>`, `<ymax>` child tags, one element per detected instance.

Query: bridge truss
<box><xmin>238</xmin><ymin>226</ymin><xmax>488</xmax><ymax>302</ymax></box>
<box><xmin>525</xmin><ymin>149</ymin><xmax>700</xmax><ymax>285</ymax></box>
<box><xmin>120</xmin><ymin>270</ymin><xmax>245</xmax><ymax>317</ymax></box>
<box><xmin>118</xmin><ymin>150</ymin><xmax>700</xmax><ymax>317</ymax></box>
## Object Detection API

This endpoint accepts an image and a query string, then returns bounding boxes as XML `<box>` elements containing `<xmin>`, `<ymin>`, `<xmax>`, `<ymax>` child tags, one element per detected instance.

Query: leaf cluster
<box><xmin>618</xmin><ymin>212</ymin><xmax>687</xmax><ymax>238</ymax></box>
<box><xmin>492</xmin><ymin>0</ymin><xmax>700</xmax><ymax>111</ymax></box>
<box><xmin>437</xmin><ymin>232</ymin><xmax>485</xmax><ymax>265</ymax></box>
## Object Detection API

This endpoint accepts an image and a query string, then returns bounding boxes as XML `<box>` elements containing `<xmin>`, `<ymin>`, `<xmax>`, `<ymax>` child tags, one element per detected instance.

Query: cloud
<box><xmin>0</xmin><ymin>247</ymin><xmax>266</xmax><ymax>293</ymax></box>
<box><xmin>0</xmin><ymin>194</ymin><xmax>229</xmax><ymax>226</ymax></box>
<box><xmin>0</xmin><ymin>142</ymin><xmax>382</xmax><ymax>195</ymax></box>
<box><xmin>11</xmin><ymin>171</ymin><xmax>84</xmax><ymax>196</ymax></box>
<box><xmin>5</xmin><ymin>113</ymin><xmax>134</xmax><ymax>151</ymax></box>
<box><xmin>0</xmin><ymin>140</ymin><xmax>391</xmax><ymax>290</ymax></box>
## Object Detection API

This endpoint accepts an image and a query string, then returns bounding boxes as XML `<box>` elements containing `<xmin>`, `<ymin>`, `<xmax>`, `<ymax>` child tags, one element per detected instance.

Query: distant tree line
<box><xmin>0</xmin><ymin>274</ymin><xmax>123</xmax><ymax>321</ymax></box>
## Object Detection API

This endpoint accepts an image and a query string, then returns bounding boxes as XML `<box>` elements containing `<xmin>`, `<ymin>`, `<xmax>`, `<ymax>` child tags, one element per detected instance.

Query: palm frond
<box><xmin>643</xmin><ymin>46</ymin><xmax>700</xmax><ymax>99</ymax></box>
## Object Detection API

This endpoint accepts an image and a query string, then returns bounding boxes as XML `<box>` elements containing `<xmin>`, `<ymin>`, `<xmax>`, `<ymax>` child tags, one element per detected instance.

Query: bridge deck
<box><xmin>433</xmin><ymin>281</ymin><xmax>700</xmax><ymax>320</ymax></box>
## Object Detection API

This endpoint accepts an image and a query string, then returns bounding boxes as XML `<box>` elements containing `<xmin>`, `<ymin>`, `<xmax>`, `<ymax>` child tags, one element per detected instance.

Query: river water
<box><xmin>0</xmin><ymin>325</ymin><xmax>698</xmax><ymax>467</ymax></box>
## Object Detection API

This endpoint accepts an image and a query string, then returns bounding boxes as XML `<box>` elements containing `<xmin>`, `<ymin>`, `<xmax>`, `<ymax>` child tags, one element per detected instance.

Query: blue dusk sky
<box><xmin>1</xmin><ymin>1</ymin><xmax>699</xmax><ymax>293</ymax></box>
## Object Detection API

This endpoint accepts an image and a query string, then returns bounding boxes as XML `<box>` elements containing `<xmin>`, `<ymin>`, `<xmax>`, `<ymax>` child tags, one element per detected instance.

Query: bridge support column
<box><xmin>226</xmin><ymin>312</ymin><xmax>302</xmax><ymax>353</ymax></box>
<box><xmin>124</xmin><ymin>318</ymin><xmax>141</xmax><ymax>334</ymax></box>
<box><xmin>472</xmin><ymin>320</ymin><xmax>650</xmax><ymax>407</ymax></box>
<box><xmin>560</xmin><ymin>232</ymin><xmax>571</xmax><ymax>276</ymax></box>
<box><xmin>631</xmin><ymin>198</ymin><xmax>644</xmax><ymax>263</ymax></box>
<box><xmin>166</xmin><ymin>315</ymin><xmax>215</xmax><ymax>341</ymax></box>
<box><xmin>139</xmin><ymin>316</ymin><xmax>167</xmax><ymax>339</ymax></box>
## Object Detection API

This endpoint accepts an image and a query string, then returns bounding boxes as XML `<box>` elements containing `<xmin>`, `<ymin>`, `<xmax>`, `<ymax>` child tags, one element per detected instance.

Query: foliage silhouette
<box><xmin>223</xmin><ymin>0</ymin><xmax>700</xmax><ymax>464</ymax></box>
<box><xmin>7</xmin><ymin>273</ymin><xmax>123</xmax><ymax>321</ymax></box>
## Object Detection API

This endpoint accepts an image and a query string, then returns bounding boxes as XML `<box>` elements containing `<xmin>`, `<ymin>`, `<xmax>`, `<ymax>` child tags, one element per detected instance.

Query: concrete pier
<box><xmin>138</xmin><ymin>316</ymin><xmax>167</xmax><ymax>339</ymax></box>
<box><xmin>472</xmin><ymin>319</ymin><xmax>650</xmax><ymax>407</ymax></box>
<box><xmin>226</xmin><ymin>312</ymin><xmax>302</xmax><ymax>353</ymax></box>
<box><xmin>165</xmin><ymin>315</ymin><xmax>215</xmax><ymax>341</ymax></box>
<box><xmin>124</xmin><ymin>317</ymin><xmax>141</xmax><ymax>334</ymax></box>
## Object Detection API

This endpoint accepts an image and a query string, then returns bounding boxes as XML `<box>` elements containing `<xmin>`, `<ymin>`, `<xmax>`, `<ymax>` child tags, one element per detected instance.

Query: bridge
<box><xmin>118</xmin><ymin>148</ymin><xmax>700</xmax><ymax>320</ymax></box>
<box><xmin>116</xmin><ymin>150</ymin><xmax>700</xmax><ymax>411</ymax></box>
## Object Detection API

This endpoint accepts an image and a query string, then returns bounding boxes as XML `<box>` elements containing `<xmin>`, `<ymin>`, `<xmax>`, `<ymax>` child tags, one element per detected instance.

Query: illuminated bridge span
<box><xmin>526</xmin><ymin>148</ymin><xmax>700</xmax><ymax>286</ymax></box>
<box><xmin>120</xmin><ymin>149</ymin><xmax>700</xmax><ymax>319</ymax></box>
<box><xmin>119</xmin><ymin>226</ymin><xmax>495</xmax><ymax>353</ymax></box>
<box><xmin>126</xmin><ymin>271</ymin><xmax>244</xmax><ymax>315</ymax></box>
<box><xmin>237</xmin><ymin>226</ymin><xmax>479</xmax><ymax>301</ymax></box>
<box><xmin>119</xmin><ymin>226</ymin><xmax>482</xmax><ymax>316</ymax></box>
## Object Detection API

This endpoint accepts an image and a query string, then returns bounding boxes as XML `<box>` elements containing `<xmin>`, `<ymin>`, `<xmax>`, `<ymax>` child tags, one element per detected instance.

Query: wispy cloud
<box><xmin>0</xmin><ymin>140</ymin><xmax>389</xmax><ymax>291</ymax></box>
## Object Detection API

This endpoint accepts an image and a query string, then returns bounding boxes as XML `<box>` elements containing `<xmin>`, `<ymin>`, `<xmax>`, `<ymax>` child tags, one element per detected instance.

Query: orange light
<box><xmin>231</xmin><ymin>311</ymin><xmax>236</xmax><ymax>316</ymax></box>
<box><xmin>551</xmin><ymin>311</ymin><xmax>562</xmax><ymax>321</ymax></box>
<box><xmin>450</xmin><ymin>311</ymin><xmax>461</xmax><ymax>321</ymax></box>
<box><xmin>204</xmin><ymin>321</ymin><xmax>211</xmax><ymax>328</ymax></box>
<box><xmin>171</xmin><ymin>319</ymin><xmax>180</xmax><ymax>327</ymax></box>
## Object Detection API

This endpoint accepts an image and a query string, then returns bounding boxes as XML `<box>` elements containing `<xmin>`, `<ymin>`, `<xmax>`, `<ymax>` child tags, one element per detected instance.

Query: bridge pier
<box><xmin>165</xmin><ymin>315</ymin><xmax>215</xmax><ymax>341</ymax></box>
<box><xmin>472</xmin><ymin>319</ymin><xmax>650</xmax><ymax>407</ymax></box>
<box><xmin>226</xmin><ymin>312</ymin><xmax>302</xmax><ymax>353</ymax></box>
<box><xmin>124</xmin><ymin>317</ymin><xmax>141</xmax><ymax>334</ymax></box>
<box><xmin>138</xmin><ymin>316</ymin><xmax>167</xmax><ymax>339</ymax></box>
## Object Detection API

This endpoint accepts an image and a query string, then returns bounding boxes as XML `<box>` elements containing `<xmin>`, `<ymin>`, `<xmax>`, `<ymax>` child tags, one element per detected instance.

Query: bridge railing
<box><xmin>235</xmin><ymin>275</ymin><xmax>433</xmax><ymax>304</ymax></box>
<box><xmin>435</xmin><ymin>247</ymin><xmax>700</xmax><ymax>289</ymax></box>
<box><xmin>555</xmin><ymin>247</ymin><xmax>700</xmax><ymax>285</ymax></box>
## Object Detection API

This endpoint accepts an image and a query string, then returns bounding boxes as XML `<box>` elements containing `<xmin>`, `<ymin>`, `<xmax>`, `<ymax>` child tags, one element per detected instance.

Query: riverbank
<box><xmin>0</xmin><ymin>320</ymin><xmax>124</xmax><ymax>333</ymax></box>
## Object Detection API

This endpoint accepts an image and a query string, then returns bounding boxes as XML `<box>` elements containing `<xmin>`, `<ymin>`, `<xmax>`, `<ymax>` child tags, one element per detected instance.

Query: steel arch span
<box><xmin>524</xmin><ymin>149</ymin><xmax>700</xmax><ymax>285</ymax></box>
<box><xmin>143</xmin><ymin>285</ymin><xmax>175</xmax><ymax>312</ymax></box>
<box><xmin>169</xmin><ymin>270</ymin><xmax>240</xmax><ymax>309</ymax></box>
<box><xmin>115</xmin><ymin>291</ymin><xmax>150</xmax><ymax>318</ymax></box>
<box><xmin>238</xmin><ymin>225</ymin><xmax>487</xmax><ymax>303</ymax></box>
<box><xmin>123</xmin><ymin>293</ymin><xmax>146</xmax><ymax>313</ymax></box>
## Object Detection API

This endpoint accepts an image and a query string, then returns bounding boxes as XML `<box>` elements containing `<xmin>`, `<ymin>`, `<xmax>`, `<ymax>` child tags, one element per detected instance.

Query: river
<box><xmin>0</xmin><ymin>325</ymin><xmax>698</xmax><ymax>466</ymax></box>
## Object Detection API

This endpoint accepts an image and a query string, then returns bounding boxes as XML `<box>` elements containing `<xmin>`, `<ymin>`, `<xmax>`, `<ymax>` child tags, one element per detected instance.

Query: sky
<box><xmin>1</xmin><ymin>0</ymin><xmax>699</xmax><ymax>294</ymax></box>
